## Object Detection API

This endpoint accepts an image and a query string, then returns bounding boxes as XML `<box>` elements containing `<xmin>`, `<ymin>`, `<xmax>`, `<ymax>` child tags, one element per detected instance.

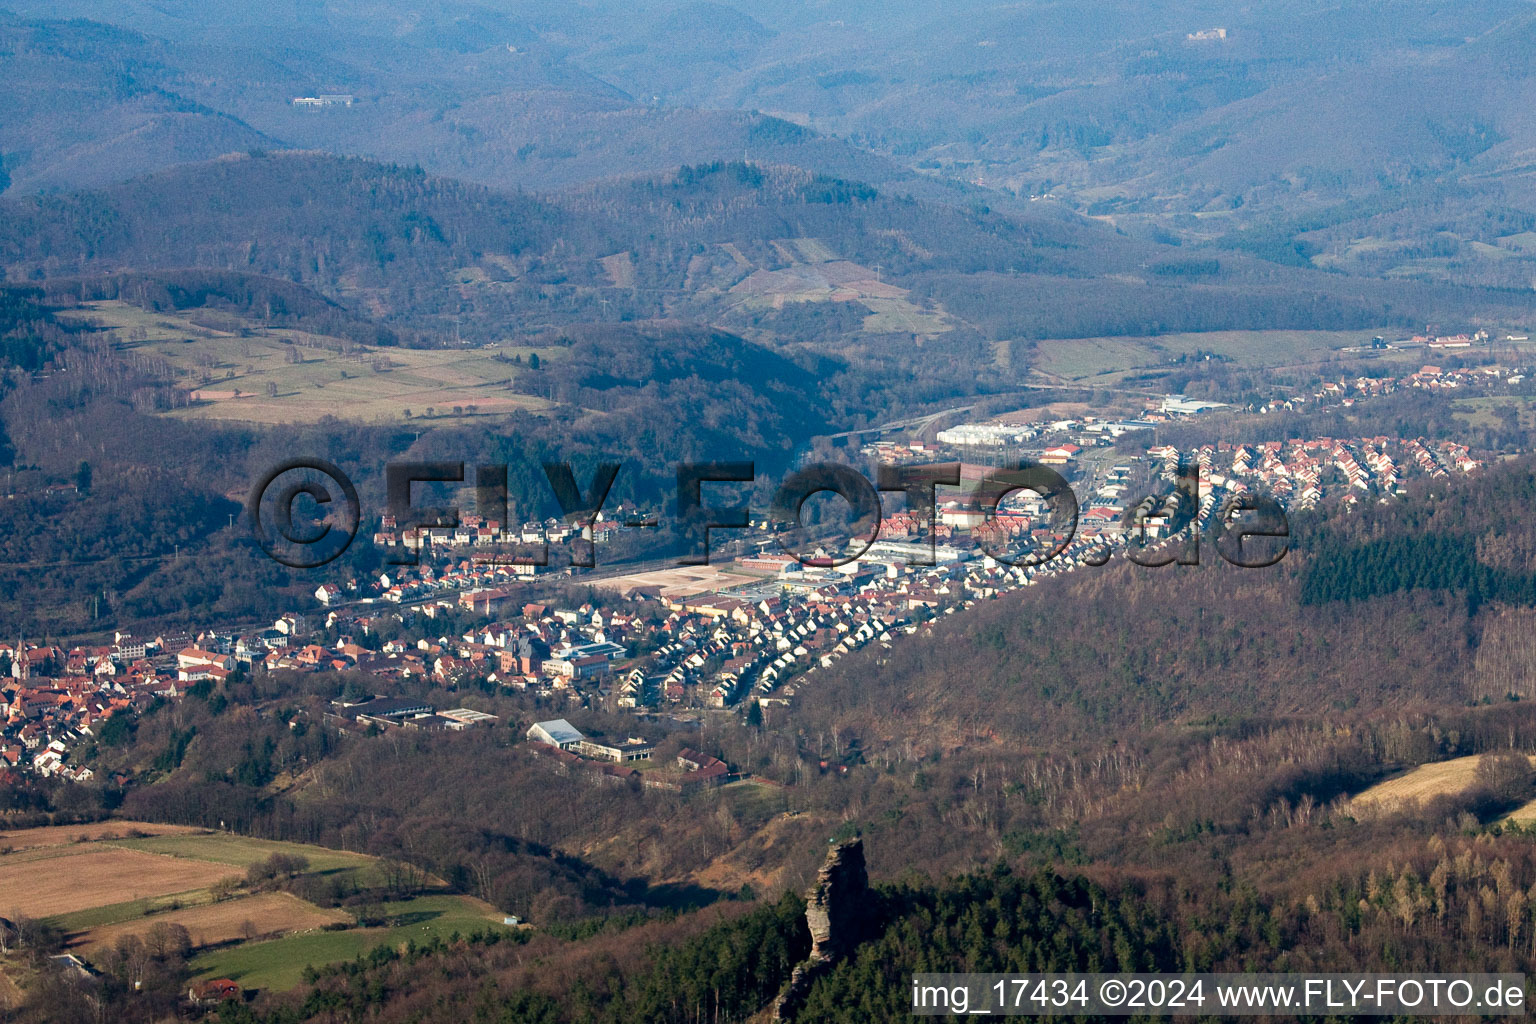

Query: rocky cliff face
<box><xmin>804</xmin><ymin>836</ymin><xmax>867</xmax><ymax>962</ymax></box>
<box><xmin>773</xmin><ymin>838</ymin><xmax>869</xmax><ymax>1021</ymax></box>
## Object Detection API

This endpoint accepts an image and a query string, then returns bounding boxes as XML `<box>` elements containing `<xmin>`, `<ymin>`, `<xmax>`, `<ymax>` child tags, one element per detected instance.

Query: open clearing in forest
<box><xmin>58</xmin><ymin>300</ymin><xmax>558</xmax><ymax>424</ymax></box>
<box><xmin>1350</xmin><ymin>754</ymin><xmax>1536</xmax><ymax>812</ymax></box>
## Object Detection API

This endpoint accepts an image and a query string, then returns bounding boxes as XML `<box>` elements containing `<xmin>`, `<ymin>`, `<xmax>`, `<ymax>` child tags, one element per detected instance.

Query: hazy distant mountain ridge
<box><xmin>0</xmin><ymin>13</ymin><xmax>277</xmax><ymax>192</ymax></box>
<box><xmin>0</xmin><ymin>6</ymin><xmax>935</xmax><ymax>197</ymax></box>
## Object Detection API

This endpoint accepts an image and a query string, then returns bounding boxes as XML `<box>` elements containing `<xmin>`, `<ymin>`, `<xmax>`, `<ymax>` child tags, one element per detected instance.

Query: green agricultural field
<box><xmin>0</xmin><ymin>820</ymin><xmax>504</xmax><ymax>993</ymax></box>
<box><xmin>191</xmin><ymin>929</ymin><xmax>381</xmax><ymax>992</ymax></box>
<box><xmin>1032</xmin><ymin>328</ymin><xmax>1396</xmax><ymax>383</ymax></box>
<box><xmin>108</xmin><ymin>832</ymin><xmax>376</xmax><ymax>876</ymax></box>
<box><xmin>1453</xmin><ymin>394</ymin><xmax>1536</xmax><ymax>430</ymax></box>
<box><xmin>57</xmin><ymin>300</ymin><xmax>558</xmax><ymax>424</ymax></box>
<box><xmin>50</xmin><ymin>894</ymin><xmax>194</xmax><ymax>933</ymax></box>
<box><xmin>860</xmin><ymin>297</ymin><xmax>952</xmax><ymax>335</ymax></box>
<box><xmin>1496</xmin><ymin>231</ymin><xmax>1536</xmax><ymax>254</ymax></box>
<box><xmin>190</xmin><ymin>894</ymin><xmax>509</xmax><ymax>991</ymax></box>
<box><xmin>786</xmin><ymin>237</ymin><xmax>839</xmax><ymax>263</ymax></box>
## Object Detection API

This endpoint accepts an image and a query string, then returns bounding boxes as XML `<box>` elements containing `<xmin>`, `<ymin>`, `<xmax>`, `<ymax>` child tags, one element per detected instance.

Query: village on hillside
<box><xmin>2</xmin><ymin>379</ymin><xmax>1498</xmax><ymax>788</ymax></box>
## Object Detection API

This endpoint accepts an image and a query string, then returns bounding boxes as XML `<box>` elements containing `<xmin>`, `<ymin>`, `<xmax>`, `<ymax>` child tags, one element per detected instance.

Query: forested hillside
<box><xmin>0</xmin><ymin>12</ymin><xmax>276</xmax><ymax>193</ymax></box>
<box><xmin>5</xmin><ymin>152</ymin><xmax>1535</xmax><ymax>413</ymax></box>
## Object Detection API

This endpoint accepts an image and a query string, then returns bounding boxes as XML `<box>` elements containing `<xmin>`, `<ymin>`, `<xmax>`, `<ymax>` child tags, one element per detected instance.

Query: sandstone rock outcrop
<box><xmin>773</xmin><ymin>837</ymin><xmax>869</xmax><ymax>1020</ymax></box>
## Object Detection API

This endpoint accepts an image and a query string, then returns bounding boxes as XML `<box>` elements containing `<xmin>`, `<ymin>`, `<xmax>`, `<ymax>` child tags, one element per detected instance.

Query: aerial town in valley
<box><xmin>2</xmin><ymin>369</ymin><xmax>1508</xmax><ymax>788</ymax></box>
<box><xmin>4</xmin><ymin>342</ymin><xmax>1529</xmax><ymax>785</ymax></box>
<box><xmin>19</xmin><ymin>9</ymin><xmax>1536</xmax><ymax>1013</ymax></box>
